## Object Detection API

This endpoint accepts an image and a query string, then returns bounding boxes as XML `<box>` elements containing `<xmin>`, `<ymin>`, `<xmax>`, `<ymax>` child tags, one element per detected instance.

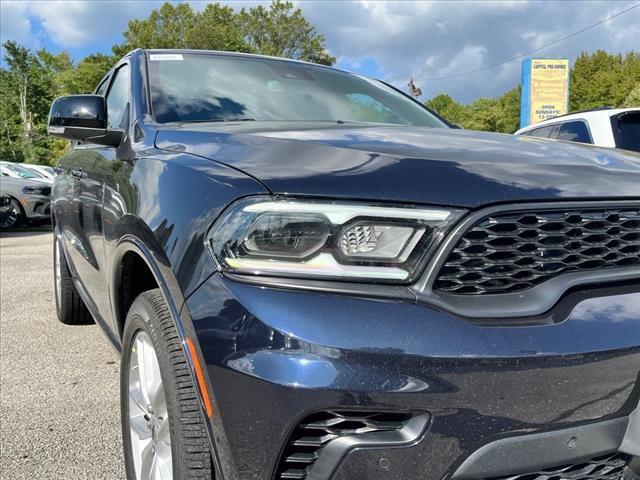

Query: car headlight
<box><xmin>22</xmin><ymin>186</ymin><xmax>46</xmax><ymax>195</ymax></box>
<box><xmin>207</xmin><ymin>197</ymin><xmax>464</xmax><ymax>283</ymax></box>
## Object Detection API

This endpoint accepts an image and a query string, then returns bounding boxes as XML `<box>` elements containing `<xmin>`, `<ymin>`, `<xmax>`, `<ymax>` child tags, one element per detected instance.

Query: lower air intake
<box><xmin>491</xmin><ymin>452</ymin><xmax>631</xmax><ymax>480</ymax></box>
<box><xmin>275</xmin><ymin>410</ymin><xmax>420</xmax><ymax>480</ymax></box>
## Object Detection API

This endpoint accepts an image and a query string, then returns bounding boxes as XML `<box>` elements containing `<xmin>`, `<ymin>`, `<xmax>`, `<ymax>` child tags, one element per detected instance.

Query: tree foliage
<box><xmin>113</xmin><ymin>1</ymin><xmax>334</xmax><ymax>64</ymax></box>
<box><xmin>570</xmin><ymin>50</ymin><xmax>640</xmax><ymax>110</ymax></box>
<box><xmin>0</xmin><ymin>41</ymin><xmax>69</xmax><ymax>164</ymax></box>
<box><xmin>237</xmin><ymin>1</ymin><xmax>335</xmax><ymax>65</ymax></box>
<box><xmin>623</xmin><ymin>83</ymin><xmax>640</xmax><ymax>108</ymax></box>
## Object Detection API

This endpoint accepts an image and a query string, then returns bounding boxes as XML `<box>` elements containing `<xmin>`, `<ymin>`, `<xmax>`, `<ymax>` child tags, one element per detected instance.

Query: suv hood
<box><xmin>155</xmin><ymin>123</ymin><xmax>640</xmax><ymax>208</ymax></box>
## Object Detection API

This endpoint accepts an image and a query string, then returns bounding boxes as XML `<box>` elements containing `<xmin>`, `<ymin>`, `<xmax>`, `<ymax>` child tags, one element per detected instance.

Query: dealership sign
<box><xmin>520</xmin><ymin>58</ymin><xmax>570</xmax><ymax>128</ymax></box>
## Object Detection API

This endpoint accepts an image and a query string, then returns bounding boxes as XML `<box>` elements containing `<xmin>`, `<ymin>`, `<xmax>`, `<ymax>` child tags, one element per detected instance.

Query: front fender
<box><xmin>110</xmin><ymin>230</ymin><xmax>226</xmax><ymax>478</ymax></box>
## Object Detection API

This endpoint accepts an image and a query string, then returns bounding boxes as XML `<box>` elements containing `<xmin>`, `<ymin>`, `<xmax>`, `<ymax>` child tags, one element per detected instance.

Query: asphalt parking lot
<box><xmin>0</xmin><ymin>231</ymin><xmax>124</xmax><ymax>479</ymax></box>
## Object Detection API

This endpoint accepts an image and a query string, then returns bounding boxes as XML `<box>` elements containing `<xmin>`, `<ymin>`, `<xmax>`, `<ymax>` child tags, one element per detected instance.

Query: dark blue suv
<box><xmin>48</xmin><ymin>49</ymin><xmax>640</xmax><ymax>480</ymax></box>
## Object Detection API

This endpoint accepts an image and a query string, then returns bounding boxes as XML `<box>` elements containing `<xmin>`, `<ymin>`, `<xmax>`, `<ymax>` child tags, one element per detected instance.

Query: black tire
<box><xmin>0</xmin><ymin>199</ymin><xmax>24</xmax><ymax>228</ymax></box>
<box><xmin>53</xmin><ymin>234</ymin><xmax>93</xmax><ymax>325</ymax></box>
<box><xmin>121</xmin><ymin>289</ymin><xmax>212</xmax><ymax>480</ymax></box>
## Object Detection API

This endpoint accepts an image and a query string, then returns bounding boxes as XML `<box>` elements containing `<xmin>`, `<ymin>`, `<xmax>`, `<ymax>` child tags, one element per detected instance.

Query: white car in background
<box><xmin>515</xmin><ymin>107</ymin><xmax>640</xmax><ymax>152</ymax></box>
<box><xmin>0</xmin><ymin>161</ymin><xmax>53</xmax><ymax>183</ymax></box>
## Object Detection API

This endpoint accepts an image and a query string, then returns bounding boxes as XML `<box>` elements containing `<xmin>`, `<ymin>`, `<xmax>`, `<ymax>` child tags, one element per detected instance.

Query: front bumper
<box><xmin>184</xmin><ymin>275</ymin><xmax>640</xmax><ymax>480</ymax></box>
<box><xmin>19</xmin><ymin>195</ymin><xmax>51</xmax><ymax>219</ymax></box>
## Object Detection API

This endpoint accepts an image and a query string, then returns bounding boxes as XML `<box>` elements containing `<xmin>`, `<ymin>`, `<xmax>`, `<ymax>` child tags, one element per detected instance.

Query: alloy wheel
<box><xmin>128</xmin><ymin>331</ymin><xmax>172</xmax><ymax>479</ymax></box>
<box><xmin>0</xmin><ymin>204</ymin><xmax>19</xmax><ymax>228</ymax></box>
<box><xmin>54</xmin><ymin>238</ymin><xmax>62</xmax><ymax>304</ymax></box>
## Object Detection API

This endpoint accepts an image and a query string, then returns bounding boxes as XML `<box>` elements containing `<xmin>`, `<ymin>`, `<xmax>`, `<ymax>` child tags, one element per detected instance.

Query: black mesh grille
<box><xmin>491</xmin><ymin>452</ymin><xmax>631</xmax><ymax>480</ymax></box>
<box><xmin>275</xmin><ymin>410</ymin><xmax>412</xmax><ymax>480</ymax></box>
<box><xmin>40</xmin><ymin>186</ymin><xmax>51</xmax><ymax>196</ymax></box>
<box><xmin>434</xmin><ymin>207</ymin><xmax>640</xmax><ymax>295</ymax></box>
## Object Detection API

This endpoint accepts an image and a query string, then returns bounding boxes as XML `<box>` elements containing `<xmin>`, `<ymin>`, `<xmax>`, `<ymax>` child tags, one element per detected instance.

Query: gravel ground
<box><xmin>0</xmin><ymin>231</ymin><xmax>124</xmax><ymax>479</ymax></box>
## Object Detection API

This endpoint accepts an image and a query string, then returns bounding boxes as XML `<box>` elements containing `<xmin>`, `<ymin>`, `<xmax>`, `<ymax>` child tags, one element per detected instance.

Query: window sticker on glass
<box><xmin>267</xmin><ymin>81</ymin><xmax>285</xmax><ymax>93</ymax></box>
<box><xmin>149</xmin><ymin>54</ymin><xmax>184</xmax><ymax>61</ymax></box>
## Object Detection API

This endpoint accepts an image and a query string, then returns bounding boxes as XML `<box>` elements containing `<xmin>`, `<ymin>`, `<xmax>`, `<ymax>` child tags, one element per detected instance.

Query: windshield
<box><xmin>1</xmin><ymin>163</ymin><xmax>42</xmax><ymax>179</ymax></box>
<box><xmin>147</xmin><ymin>53</ymin><xmax>446</xmax><ymax>127</ymax></box>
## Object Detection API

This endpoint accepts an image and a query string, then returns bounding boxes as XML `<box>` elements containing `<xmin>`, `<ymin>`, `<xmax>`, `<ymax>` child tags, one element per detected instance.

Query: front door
<box><xmin>55</xmin><ymin>63</ymin><xmax>132</xmax><ymax>332</ymax></box>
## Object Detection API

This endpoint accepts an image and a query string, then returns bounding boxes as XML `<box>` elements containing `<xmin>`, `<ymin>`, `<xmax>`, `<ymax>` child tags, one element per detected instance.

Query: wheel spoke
<box><xmin>140</xmin><ymin>441</ymin><xmax>156</xmax><ymax>479</ymax></box>
<box><xmin>156</xmin><ymin>416</ymin><xmax>170</xmax><ymax>443</ymax></box>
<box><xmin>149</xmin><ymin>383</ymin><xmax>167</xmax><ymax>423</ymax></box>
<box><xmin>154</xmin><ymin>441</ymin><xmax>172</xmax><ymax>479</ymax></box>
<box><xmin>138</xmin><ymin>336</ymin><xmax>164</xmax><ymax>411</ymax></box>
<box><xmin>136</xmin><ymin>336</ymin><xmax>153</xmax><ymax>406</ymax></box>
<box><xmin>129</xmin><ymin>350</ymin><xmax>149</xmax><ymax>416</ymax></box>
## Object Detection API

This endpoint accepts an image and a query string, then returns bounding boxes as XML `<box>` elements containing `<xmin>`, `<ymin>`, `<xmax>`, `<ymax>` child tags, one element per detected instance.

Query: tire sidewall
<box><xmin>121</xmin><ymin>294</ymin><xmax>185</xmax><ymax>479</ymax></box>
<box><xmin>53</xmin><ymin>235</ymin><xmax>62</xmax><ymax>318</ymax></box>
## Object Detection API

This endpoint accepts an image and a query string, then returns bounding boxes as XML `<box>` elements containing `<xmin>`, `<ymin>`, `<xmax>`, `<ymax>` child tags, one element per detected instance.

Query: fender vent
<box><xmin>492</xmin><ymin>452</ymin><xmax>631</xmax><ymax>480</ymax></box>
<box><xmin>275</xmin><ymin>410</ymin><xmax>415</xmax><ymax>480</ymax></box>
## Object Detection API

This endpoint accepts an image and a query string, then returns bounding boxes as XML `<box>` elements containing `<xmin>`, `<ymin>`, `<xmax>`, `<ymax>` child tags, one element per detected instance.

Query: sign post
<box><xmin>520</xmin><ymin>58</ymin><xmax>570</xmax><ymax>129</ymax></box>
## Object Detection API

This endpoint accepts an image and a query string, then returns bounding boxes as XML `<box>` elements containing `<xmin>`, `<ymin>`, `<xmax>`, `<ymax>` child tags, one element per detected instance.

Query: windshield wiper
<box><xmin>212</xmin><ymin>117</ymin><xmax>255</xmax><ymax>122</ymax></box>
<box><xmin>176</xmin><ymin>118</ymin><xmax>256</xmax><ymax>125</ymax></box>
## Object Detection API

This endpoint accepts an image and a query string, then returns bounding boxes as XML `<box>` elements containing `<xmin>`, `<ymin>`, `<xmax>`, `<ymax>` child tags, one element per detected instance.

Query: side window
<box><xmin>95</xmin><ymin>77</ymin><xmax>110</xmax><ymax>96</ymax></box>
<box><xmin>557</xmin><ymin>121</ymin><xmax>592</xmax><ymax>144</ymax></box>
<box><xmin>526</xmin><ymin>125</ymin><xmax>556</xmax><ymax>138</ymax></box>
<box><xmin>106</xmin><ymin>64</ymin><xmax>131</xmax><ymax>130</ymax></box>
<box><xmin>612</xmin><ymin>112</ymin><xmax>640</xmax><ymax>153</ymax></box>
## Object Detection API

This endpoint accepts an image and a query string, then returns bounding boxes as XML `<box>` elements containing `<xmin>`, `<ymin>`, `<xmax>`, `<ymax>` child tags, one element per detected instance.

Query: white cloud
<box><xmin>300</xmin><ymin>0</ymin><xmax>640</xmax><ymax>102</ymax></box>
<box><xmin>1</xmin><ymin>1</ymin><xmax>37</xmax><ymax>49</ymax></box>
<box><xmin>26</xmin><ymin>0</ymin><xmax>159</xmax><ymax>48</ymax></box>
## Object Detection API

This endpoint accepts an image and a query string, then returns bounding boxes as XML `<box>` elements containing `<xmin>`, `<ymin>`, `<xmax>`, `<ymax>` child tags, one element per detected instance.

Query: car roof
<box><xmin>142</xmin><ymin>48</ymin><xmax>351</xmax><ymax>73</ymax></box>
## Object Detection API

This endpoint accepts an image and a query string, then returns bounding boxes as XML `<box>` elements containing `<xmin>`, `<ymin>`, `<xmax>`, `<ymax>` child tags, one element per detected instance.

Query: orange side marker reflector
<box><xmin>186</xmin><ymin>337</ymin><xmax>214</xmax><ymax>418</ymax></box>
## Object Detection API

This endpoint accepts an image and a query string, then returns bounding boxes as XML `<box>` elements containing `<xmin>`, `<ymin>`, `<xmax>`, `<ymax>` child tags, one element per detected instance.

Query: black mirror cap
<box><xmin>49</xmin><ymin>95</ymin><xmax>107</xmax><ymax>129</ymax></box>
<box><xmin>48</xmin><ymin>95</ymin><xmax>123</xmax><ymax>147</ymax></box>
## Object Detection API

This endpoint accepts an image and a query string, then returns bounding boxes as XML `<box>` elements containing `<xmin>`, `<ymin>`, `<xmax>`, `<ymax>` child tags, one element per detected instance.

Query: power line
<box><xmin>413</xmin><ymin>2</ymin><xmax>640</xmax><ymax>82</ymax></box>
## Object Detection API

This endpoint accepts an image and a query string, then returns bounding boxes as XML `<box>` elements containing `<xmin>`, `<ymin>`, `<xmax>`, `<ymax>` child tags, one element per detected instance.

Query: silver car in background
<box><xmin>0</xmin><ymin>161</ymin><xmax>54</xmax><ymax>183</ymax></box>
<box><xmin>22</xmin><ymin>164</ymin><xmax>55</xmax><ymax>180</ymax></box>
<box><xmin>0</xmin><ymin>176</ymin><xmax>52</xmax><ymax>228</ymax></box>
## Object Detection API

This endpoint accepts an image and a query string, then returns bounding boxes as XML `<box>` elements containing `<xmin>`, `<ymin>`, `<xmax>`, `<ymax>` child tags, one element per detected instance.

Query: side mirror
<box><xmin>48</xmin><ymin>95</ymin><xmax>123</xmax><ymax>147</ymax></box>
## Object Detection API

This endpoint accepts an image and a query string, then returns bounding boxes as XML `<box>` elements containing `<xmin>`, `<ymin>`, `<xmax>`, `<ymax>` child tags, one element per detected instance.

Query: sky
<box><xmin>1</xmin><ymin>0</ymin><xmax>639</xmax><ymax>103</ymax></box>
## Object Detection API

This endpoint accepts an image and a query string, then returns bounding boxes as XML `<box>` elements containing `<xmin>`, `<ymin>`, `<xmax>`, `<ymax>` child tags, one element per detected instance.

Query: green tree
<box><xmin>186</xmin><ymin>4</ymin><xmax>248</xmax><ymax>52</ymax></box>
<box><xmin>238</xmin><ymin>1</ymin><xmax>334</xmax><ymax>65</ymax></box>
<box><xmin>623</xmin><ymin>82</ymin><xmax>640</xmax><ymax>107</ymax></box>
<box><xmin>570</xmin><ymin>50</ymin><xmax>640</xmax><ymax>110</ymax></box>
<box><xmin>426</xmin><ymin>87</ymin><xmax>521</xmax><ymax>133</ymax></box>
<box><xmin>425</xmin><ymin>94</ymin><xmax>467</xmax><ymax>126</ymax></box>
<box><xmin>113</xmin><ymin>2</ymin><xmax>196</xmax><ymax>56</ymax></box>
<box><xmin>494</xmin><ymin>86</ymin><xmax>521</xmax><ymax>133</ymax></box>
<box><xmin>0</xmin><ymin>68</ymin><xmax>24</xmax><ymax>162</ymax></box>
<box><xmin>0</xmin><ymin>41</ymin><xmax>68</xmax><ymax>164</ymax></box>
<box><xmin>464</xmin><ymin>97</ymin><xmax>500</xmax><ymax>132</ymax></box>
<box><xmin>114</xmin><ymin>1</ymin><xmax>334</xmax><ymax>65</ymax></box>
<box><xmin>57</xmin><ymin>54</ymin><xmax>116</xmax><ymax>95</ymax></box>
